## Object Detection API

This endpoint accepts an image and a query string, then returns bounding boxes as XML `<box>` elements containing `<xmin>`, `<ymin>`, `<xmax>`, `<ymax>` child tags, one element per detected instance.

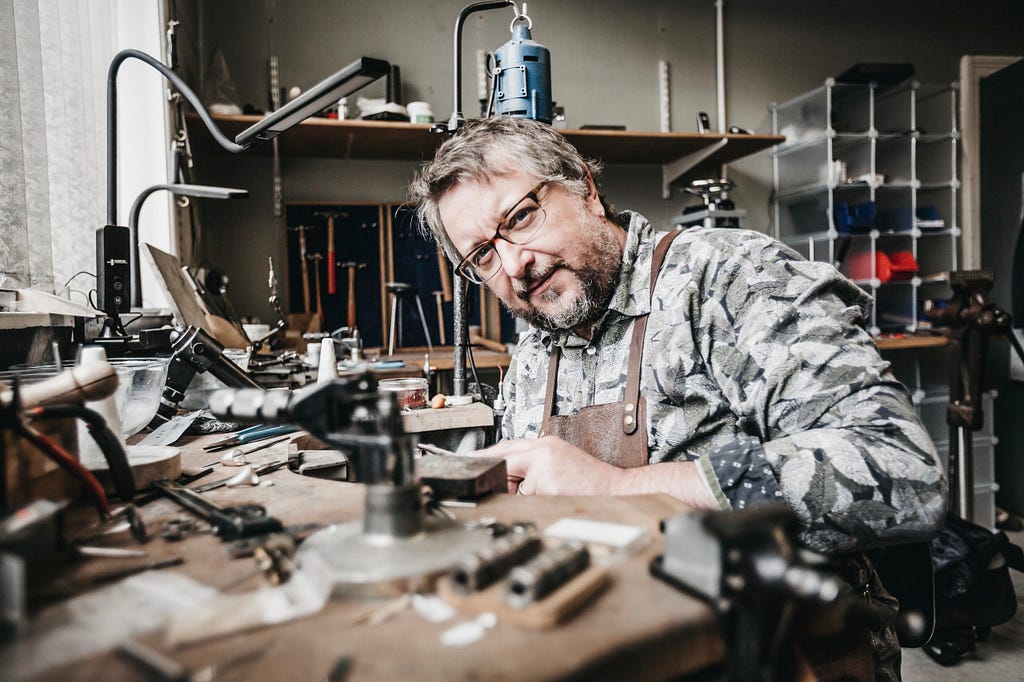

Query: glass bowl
<box><xmin>110</xmin><ymin>358</ymin><xmax>170</xmax><ymax>436</ymax></box>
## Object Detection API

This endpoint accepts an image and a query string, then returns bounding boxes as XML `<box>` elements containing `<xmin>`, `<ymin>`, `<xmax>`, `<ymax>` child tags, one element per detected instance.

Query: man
<box><xmin>410</xmin><ymin>117</ymin><xmax>945</xmax><ymax>677</ymax></box>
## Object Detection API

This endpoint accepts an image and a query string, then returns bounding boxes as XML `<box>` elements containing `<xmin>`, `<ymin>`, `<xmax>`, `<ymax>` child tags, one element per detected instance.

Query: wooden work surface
<box><xmin>366</xmin><ymin>345</ymin><xmax>512</xmax><ymax>372</ymax></box>
<box><xmin>873</xmin><ymin>334</ymin><xmax>949</xmax><ymax>351</ymax></box>
<box><xmin>39</xmin><ymin>434</ymin><xmax>723</xmax><ymax>682</ymax></box>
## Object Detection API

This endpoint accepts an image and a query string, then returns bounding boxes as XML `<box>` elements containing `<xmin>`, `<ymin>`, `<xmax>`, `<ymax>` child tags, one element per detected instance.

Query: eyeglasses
<box><xmin>454</xmin><ymin>181</ymin><xmax>549</xmax><ymax>285</ymax></box>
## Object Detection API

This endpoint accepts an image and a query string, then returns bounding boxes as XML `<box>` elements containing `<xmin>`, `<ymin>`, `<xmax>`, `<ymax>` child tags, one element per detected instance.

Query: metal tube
<box><xmin>453</xmin><ymin>277</ymin><xmax>469</xmax><ymax>395</ymax></box>
<box><xmin>445</xmin><ymin>1</ymin><xmax>514</xmax><ymax>130</ymax></box>
<box><xmin>452</xmin><ymin>530</ymin><xmax>543</xmax><ymax>592</ymax></box>
<box><xmin>507</xmin><ymin>541</ymin><xmax>589</xmax><ymax>609</ymax></box>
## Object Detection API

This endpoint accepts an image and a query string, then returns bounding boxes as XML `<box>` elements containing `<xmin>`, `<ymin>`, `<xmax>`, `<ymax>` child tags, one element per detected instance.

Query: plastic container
<box><xmin>406</xmin><ymin>101</ymin><xmax>434</xmax><ymax>124</ymax></box>
<box><xmin>378</xmin><ymin>378</ymin><xmax>428</xmax><ymax>410</ymax></box>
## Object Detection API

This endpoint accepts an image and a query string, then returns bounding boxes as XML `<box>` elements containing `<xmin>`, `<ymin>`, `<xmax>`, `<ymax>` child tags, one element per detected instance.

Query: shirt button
<box><xmin>586</xmin><ymin>347</ymin><xmax>596</xmax><ymax>356</ymax></box>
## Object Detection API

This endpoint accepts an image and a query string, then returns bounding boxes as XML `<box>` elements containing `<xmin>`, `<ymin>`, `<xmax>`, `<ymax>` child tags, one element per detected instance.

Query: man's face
<box><xmin>437</xmin><ymin>170</ymin><xmax>625</xmax><ymax>333</ymax></box>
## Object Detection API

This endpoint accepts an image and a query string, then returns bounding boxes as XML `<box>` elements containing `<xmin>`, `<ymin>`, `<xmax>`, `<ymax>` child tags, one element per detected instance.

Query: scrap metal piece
<box><xmin>451</xmin><ymin>529</ymin><xmax>543</xmax><ymax>593</ymax></box>
<box><xmin>225</xmin><ymin>465</ymin><xmax>259</xmax><ymax>488</ymax></box>
<box><xmin>253</xmin><ymin>533</ymin><xmax>297</xmax><ymax>585</ymax></box>
<box><xmin>507</xmin><ymin>541</ymin><xmax>589</xmax><ymax>609</ymax></box>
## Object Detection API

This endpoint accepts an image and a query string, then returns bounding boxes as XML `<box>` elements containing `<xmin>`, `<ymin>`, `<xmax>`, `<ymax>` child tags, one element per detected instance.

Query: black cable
<box><xmin>467</xmin><ymin>342</ymin><xmax>483</xmax><ymax>397</ymax></box>
<box><xmin>63</xmin><ymin>270</ymin><xmax>97</xmax><ymax>288</ymax></box>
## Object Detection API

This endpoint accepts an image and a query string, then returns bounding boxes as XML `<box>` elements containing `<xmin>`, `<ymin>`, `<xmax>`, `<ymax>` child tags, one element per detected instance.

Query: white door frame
<box><xmin>959</xmin><ymin>55</ymin><xmax>1022</xmax><ymax>269</ymax></box>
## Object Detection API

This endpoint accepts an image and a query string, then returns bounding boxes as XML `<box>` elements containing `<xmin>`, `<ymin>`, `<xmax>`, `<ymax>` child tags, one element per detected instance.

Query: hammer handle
<box><xmin>298</xmin><ymin>229</ymin><xmax>310</xmax><ymax>313</ymax></box>
<box><xmin>326</xmin><ymin>218</ymin><xmax>336</xmax><ymax>295</ymax></box>
<box><xmin>347</xmin><ymin>267</ymin><xmax>357</xmax><ymax>328</ymax></box>
<box><xmin>437</xmin><ymin>246</ymin><xmax>453</xmax><ymax>303</ymax></box>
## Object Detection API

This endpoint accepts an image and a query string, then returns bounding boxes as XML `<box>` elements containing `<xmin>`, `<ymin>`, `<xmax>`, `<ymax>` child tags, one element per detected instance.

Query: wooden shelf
<box><xmin>186</xmin><ymin>113</ymin><xmax>782</xmax><ymax>196</ymax></box>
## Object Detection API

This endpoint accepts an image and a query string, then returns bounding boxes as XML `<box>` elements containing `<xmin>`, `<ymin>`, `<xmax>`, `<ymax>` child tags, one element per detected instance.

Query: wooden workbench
<box><xmin>365</xmin><ymin>345</ymin><xmax>512</xmax><ymax>371</ymax></box>
<box><xmin>32</xmin><ymin>434</ymin><xmax>723</xmax><ymax>681</ymax></box>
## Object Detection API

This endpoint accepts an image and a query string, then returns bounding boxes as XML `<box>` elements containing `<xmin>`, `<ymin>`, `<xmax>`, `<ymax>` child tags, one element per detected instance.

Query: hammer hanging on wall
<box><xmin>288</xmin><ymin>224</ymin><xmax>315</xmax><ymax>313</ymax></box>
<box><xmin>309</xmin><ymin>253</ymin><xmax>325</xmax><ymax>322</ymax></box>
<box><xmin>436</xmin><ymin>245</ymin><xmax>453</xmax><ymax>303</ymax></box>
<box><xmin>339</xmin><ymin>262</ymin><xmax>366</xmax><ymax>329</ymax></box>
<box><xmin>314</xmin><ymin>210</ymin><xmax>347</xmax><ymax>295</ymax></box>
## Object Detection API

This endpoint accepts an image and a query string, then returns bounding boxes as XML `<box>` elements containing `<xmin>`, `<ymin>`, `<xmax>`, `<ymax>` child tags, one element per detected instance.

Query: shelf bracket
<box><xmin>661</xmin><ymin>138</ymin><xmax>729</xmax><ymax>199</ymax></box>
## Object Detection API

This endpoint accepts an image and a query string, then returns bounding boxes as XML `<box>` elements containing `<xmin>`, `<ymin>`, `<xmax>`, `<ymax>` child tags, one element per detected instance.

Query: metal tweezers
<box><xmin>202</xmin><ymin>424</ymin><xmax>299</xmax><ymax>452</ymax></box>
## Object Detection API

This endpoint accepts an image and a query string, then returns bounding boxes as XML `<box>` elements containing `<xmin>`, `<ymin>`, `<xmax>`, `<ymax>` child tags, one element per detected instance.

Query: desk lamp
<box><xmin>128</xmin><ymin>183</ymin><xmax>249</xmax><ymax>308</ymax></box>
<box><xmin>100</xmin><ymin>50</ymin><xmax>389</xmax><ymax>334</ymax></box>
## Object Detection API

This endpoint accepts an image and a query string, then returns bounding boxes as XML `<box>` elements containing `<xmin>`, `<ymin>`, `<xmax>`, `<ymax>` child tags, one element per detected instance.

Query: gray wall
<box><xmin>178</xmin><ymin>0</ymin><xmax>1024</xmax><ymax>321</ymax></box>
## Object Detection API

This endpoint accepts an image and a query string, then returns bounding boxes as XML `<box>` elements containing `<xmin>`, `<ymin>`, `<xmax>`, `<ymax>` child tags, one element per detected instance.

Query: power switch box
<box><xmin>96</xmin><ymin>225</ymin><xmax>131</xmax><ymax>315</ymax></box>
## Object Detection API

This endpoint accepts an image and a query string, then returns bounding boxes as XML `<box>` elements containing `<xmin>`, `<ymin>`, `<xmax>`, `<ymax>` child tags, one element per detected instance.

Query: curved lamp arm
<box><xmin>107</xmin><ymin>49</ymin><xmax>245</xmax><ymax>225</ymax></box>
<box><xmin>435</xmin><ymin>1</ymin><xmax>515</xmax><ymax>134</ymax></box>
<box><xmin>128</xmin><ymin>183</ymin><xmax>248</xmax><ymax>308</ymax></box>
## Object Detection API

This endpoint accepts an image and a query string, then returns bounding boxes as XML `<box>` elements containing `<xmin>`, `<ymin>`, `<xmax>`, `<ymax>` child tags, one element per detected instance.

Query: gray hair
<box><xmin>408</xmin><ymin>117</ymin><xmax>614</xmax><ymax>262</ymax></box>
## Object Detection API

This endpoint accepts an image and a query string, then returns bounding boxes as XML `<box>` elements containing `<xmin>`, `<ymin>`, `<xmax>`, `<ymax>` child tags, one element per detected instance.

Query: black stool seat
<box><xmin>386</xmin><ymin>281</ymin><xmax>416</xmax><ymax>295</ymax></box>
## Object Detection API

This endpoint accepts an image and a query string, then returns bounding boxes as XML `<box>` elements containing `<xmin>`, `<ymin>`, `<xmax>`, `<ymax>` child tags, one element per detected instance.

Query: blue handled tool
<box><xmin>202</xmin><ymin>425</ymin><xmax>299</xmax><ymax>452</ymax></box>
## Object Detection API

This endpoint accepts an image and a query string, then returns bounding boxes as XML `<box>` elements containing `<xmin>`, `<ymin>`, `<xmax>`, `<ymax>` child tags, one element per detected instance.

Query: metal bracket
<box><xmin>661</xmin><ymin>138</ymin><xmax>729</xmax><ymax>199</ymax></box>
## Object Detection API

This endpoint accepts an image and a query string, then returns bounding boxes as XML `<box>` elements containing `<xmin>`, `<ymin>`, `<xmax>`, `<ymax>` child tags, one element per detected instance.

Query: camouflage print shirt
<box><xmin>502</xmin><ymin>211</ymin><xmax>946</xmax><ymax>553</ymax></box>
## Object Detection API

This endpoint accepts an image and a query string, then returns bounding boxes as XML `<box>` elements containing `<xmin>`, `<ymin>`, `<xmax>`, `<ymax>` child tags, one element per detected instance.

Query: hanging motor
<box><xmin>434</xmin><ymin>1</ymin><xmax>553</xmax><ymax>134</ymax></box>
<box><xmin>490</xmin><ymin>4</ymin><xmax>552</xmax><ymax>122</ymax></box>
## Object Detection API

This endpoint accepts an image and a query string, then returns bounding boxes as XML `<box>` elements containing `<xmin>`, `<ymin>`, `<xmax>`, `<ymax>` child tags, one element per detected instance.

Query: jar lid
<box><xmin>378</xmin><ymin>378</ymin><xmax>428</xmax><ymax>390</ymax></box>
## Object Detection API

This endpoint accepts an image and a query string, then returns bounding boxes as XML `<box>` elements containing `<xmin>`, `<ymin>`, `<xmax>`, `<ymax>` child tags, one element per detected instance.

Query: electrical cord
<box><xmin>15</xmin><ymin>419</ymin><xmax>110</xmax><ymax>518</ymax></box>
<box><xmin>466</xmin><ymin>341</ymin><xmax>483</xmax><ymax>397</ymax></box>
<box><xmin>63</xmin><ymin>271</ymin><xmax>97</xmax><ymax>288</ymax></box>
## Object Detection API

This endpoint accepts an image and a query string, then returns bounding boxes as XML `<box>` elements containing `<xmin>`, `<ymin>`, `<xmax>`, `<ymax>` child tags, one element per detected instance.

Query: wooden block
<box><xmin>417</xmin><ymin>454</ymin><xmax>506</xmax><ymax>499</ymax></box>
<box><xmin>88</xmin><ymin>445</ymin><xmax>181</xmax><ymax>493</ymax></box>
<box><xmin>401</xmin><ymin>402</ymin><xmax>494</xmax><ymax>433</ymax></box>
<box><xmin>437</xmin><ymin>565</ymin><xmax>611</xmax><ymax>629</ymax></box>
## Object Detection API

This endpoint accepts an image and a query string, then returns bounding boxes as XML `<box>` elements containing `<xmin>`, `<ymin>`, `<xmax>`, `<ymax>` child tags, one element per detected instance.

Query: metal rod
<box><xmin>453</xmin><ymin>276</ymin><xmax>469</xmax><ymax>395</ymax></box>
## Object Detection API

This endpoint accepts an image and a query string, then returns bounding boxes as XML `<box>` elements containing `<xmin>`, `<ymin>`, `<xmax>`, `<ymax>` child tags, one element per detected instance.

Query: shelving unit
<box><xmin>185</xmin><ymin>113</ymin><xmax>782</xmax><ymax>198</ymax></box>
<box><xmin>769</xmin><ymin>79</ymin><xmax>960</xmax><ymax>335</ymax></box>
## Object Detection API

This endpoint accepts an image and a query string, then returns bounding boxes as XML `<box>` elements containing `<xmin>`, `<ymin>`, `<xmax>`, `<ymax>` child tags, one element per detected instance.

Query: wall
<box><xmin>177</xmin><ymin>0</ymin><xmax>1024</xmax><ymax>321</ymax></box>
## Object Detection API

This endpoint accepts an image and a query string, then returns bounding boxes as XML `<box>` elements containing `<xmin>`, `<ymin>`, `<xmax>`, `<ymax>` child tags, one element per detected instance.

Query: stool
<box><xmin>385</xmin><ymin>281</ymin><xmax>432</xmax><ymax>355</ymax></box>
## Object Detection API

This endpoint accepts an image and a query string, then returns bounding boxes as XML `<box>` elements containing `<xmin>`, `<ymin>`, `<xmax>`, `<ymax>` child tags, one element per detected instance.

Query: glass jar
<box><xmin>378</xmin><ymin>378</ymin><xmax>429</xmax><ymax>410</ymax></box>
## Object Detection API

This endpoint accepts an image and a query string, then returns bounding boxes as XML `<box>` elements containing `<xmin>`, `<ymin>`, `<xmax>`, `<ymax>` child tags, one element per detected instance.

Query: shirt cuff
<box><xmin>696</xmin><ymin>454</ymin><xmax>731</xmax><ymax>510</ymax></box>
<box><xmin>705</xmin><ymin>435</ymin><xmax>784</xmax><ymax>511</ymax></box>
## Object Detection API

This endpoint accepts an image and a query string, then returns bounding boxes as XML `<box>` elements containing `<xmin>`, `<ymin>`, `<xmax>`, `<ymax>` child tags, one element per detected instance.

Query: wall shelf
<box><xmin>185</xmin><ymin>113</ymin><xmax>782</xmax><ymax>197</ymax></box>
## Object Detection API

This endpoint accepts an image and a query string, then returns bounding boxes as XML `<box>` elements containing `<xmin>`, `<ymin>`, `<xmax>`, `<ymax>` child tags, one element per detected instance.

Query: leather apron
<box><xmin>539</xmin><ymin>229</ymin><xmax>683</xmax><ymax>468</ymax></box>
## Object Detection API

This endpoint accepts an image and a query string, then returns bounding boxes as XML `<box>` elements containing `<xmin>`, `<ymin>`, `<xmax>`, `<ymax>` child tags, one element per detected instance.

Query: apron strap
<box><xmin>621</xmin><ymin>228</ymin><xmax>683</xmax><ymax>435</ymax></box>
<box><xmin>540</xmin><ymin>344</ymin><xmax>561</xmax><ymax>436</ymax></box>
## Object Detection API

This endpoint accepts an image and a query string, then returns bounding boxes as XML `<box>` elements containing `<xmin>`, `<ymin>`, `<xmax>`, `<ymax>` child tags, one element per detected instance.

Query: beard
<box><xmin>502</xmin><ymin>212</ymin><xmax>622</xmax><ymax>333</ymax></box>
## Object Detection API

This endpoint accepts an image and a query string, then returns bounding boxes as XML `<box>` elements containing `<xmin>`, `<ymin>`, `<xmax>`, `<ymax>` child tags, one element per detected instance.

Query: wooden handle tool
<box><xmin>315</xmin><ymin>210</ymin><xmax>348</xmax><ymax>296</ymax></box>
<box><xmin>310</xmin><ymin>253</ymin><xmax>324</xmax><ymax>320</ymax></box>
<box><xmin>437</xmin><ymin>245</ymin><xmax>453</xmax><ymax>303</ymax></box>
<box><xmin>339</xmin><ymin>261</ymin><xmax>367</xmax><ymax>329</ymax></box>
<box><xmin>289</xmin><ymin>225</ymin><xmax>314</xmax><ymax>313</ymax></box>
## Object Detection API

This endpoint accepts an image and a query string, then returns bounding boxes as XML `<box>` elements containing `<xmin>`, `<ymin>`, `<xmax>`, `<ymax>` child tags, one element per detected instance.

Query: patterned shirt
<box><xmin>502</xmin><ymin>211</ymin><xmax>946</xmax><ymax>553</ymax></box>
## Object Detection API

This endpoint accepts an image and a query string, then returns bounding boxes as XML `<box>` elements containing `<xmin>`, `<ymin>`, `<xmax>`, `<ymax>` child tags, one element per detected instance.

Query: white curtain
<box><xmin>0</xmin><ymin>0</ymin><xmax>116</xmax><ymax>302</ymax></box>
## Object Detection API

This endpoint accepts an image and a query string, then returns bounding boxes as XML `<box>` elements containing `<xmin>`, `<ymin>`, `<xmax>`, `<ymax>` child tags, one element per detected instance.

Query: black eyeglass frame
<box><xmin>454</xmin><ymin>180</ymin><xmax>551</xmax><ymax>284</ymax></box>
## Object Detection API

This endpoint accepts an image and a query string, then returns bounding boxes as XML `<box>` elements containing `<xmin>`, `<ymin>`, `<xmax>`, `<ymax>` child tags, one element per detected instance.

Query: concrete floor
<box><xmin>902</xmin><ymin>523</ymin><xmax>1024</xmax><ymax>681</ymax></box>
